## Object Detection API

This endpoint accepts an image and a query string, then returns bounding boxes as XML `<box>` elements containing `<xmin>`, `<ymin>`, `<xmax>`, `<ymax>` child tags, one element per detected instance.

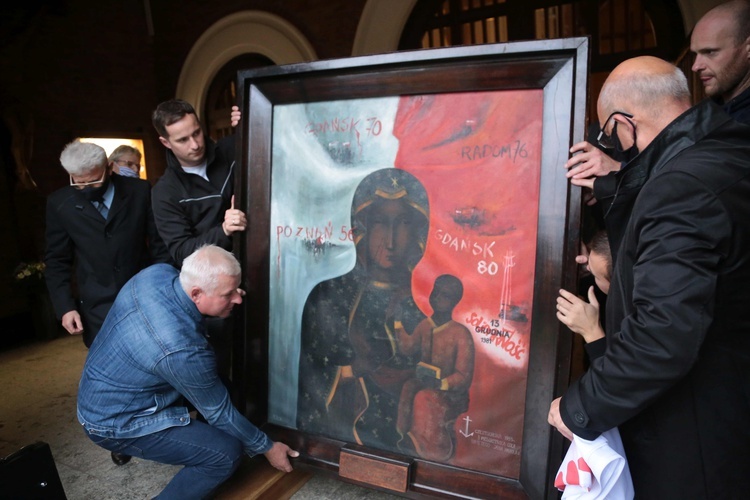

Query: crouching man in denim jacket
<box><xmin>77</xmin><ymin>245</ymin><xmax>298</xmax><ymax>499</ymax></box>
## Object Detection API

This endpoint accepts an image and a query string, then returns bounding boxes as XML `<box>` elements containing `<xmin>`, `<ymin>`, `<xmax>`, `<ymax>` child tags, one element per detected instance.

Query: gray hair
<box><xmin>59</xmin><ymin>140</ymin><xmax>108</xmax><ymax>176</ymax></box>
<box><xmin>108</xmin><ymin>144</ymin><xmax>142</xmax><ymax>163</ymax></box>
<box><xmin>599</xmin><ymin>64</ymin><xmax>690</xmax><ymax>120</ymax></box>
<box><xmin>180</xmin><ymin>245</ymin><xmax>241</xmax><ymax>294</ymax></box>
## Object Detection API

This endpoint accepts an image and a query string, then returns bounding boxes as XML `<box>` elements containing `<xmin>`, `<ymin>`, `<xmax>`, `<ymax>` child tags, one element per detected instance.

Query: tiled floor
<box><xmin>0</xmin><ymin>334</ymin><xmax>398</xmax><ymax>499</ymax></box>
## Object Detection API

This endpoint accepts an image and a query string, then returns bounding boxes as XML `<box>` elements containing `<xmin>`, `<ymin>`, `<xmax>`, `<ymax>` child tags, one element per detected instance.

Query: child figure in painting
<box><xmin>395</xmin><ymin>274</ymin><xmax>475</xmax><ymax>461</ymax></box>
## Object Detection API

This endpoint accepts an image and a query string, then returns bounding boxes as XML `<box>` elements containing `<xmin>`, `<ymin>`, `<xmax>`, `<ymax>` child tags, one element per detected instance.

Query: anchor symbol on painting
<box><xmin>459</xmin><ymin>415</ymin><xmax>474</xmax><ymax>438</ymax></box>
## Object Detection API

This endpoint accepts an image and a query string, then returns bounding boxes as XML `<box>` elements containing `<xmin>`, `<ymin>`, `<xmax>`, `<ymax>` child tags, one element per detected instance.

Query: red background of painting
<box><xmin>392</xmin><ymin>90</ymin><xmax>544</xmax><ymax>477</ymax></box>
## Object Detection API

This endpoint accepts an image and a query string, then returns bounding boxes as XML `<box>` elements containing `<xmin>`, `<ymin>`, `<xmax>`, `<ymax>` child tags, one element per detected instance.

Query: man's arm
<box><xmin>548</xmin><ymin>397</ymin><xmax>573</xmax><ymax>441</ymax></box>
<box><xmin>43</xmin><ymin>196</ymin><xmax>83</xmax><ymax>335</ymax></box>
<box><xmin>215</xmin><ymin>119</ymin><xmax>247</xmax><ymax>237</ymax></box>
<box><xmin>143</xmin><ymin>183</ymin><xmax>172</xmax><ymax>265</ymax></box>
<box><xmin>565</xmin><ymin>141</ymin><xmax>623</xmax><ymax>205</ymax></box>
<box><xmin>565</xmin><ymin>141</ymin><xmax>622</xmax><ymax>180</ymax></box>
<box><xmin>159</xmin><ymin>347</ymin><xmax>298</xmax><ymax>470</ymax></box>
<box><xmin>556</xmin><ymin>173</ymin><xmax>727</xmax><ymax>440</ymax></box>
<box><xmin>263</xmin><ymin>442</ymin><xmax>299</xmax><ymax>473</ymax></box>
<box><xmin>151</xmin><ymin>182</ymin><xmax>232</xmax><ymax>265</ymax></box>
<box><xmin>221</xmin><ymin>195</ymin><xmax>247</xmax><ymax>236</ymax></box>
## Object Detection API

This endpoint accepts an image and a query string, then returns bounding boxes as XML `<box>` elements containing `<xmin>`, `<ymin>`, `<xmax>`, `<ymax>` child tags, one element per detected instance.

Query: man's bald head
<box><xmin>691</xmin><ymin>0</ymin><xmax>750</xmax><ymax>102</ymax></box>
<box><xmin>701</xmin><ymin>0</ymin><xmax>750</xmax><ymax>43</ymax></box>
<box><xmin>599</xmin><ymin>57</ymin><xmax>690</xmax><ymax>121</ymax></box>
<box><xmin>597</xmin><ymin>57</ymin><xmax>690</xmax><ymax>152</ymax></box>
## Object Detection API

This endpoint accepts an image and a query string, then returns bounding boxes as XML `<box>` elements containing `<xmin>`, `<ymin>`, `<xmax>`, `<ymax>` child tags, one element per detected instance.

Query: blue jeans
<box><xmin>84</xmin><ymin>421</ymin><xmax>243</xmax><ymax>499</ymax></box>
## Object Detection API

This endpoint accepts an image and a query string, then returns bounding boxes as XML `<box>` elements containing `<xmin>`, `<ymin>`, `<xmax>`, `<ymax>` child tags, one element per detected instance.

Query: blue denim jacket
<box><xmin>77</xmin><ymin>263</ymin><xmax>272</xmax><ymax>456</ymax></box>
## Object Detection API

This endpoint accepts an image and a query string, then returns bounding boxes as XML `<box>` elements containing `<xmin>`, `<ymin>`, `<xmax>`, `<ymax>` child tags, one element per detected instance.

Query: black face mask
<box><xmin>79</xmin><ymin>173</ymin><xmax>110</xmax><ymax>203</ymax></box>
<box><xmin>614</xmin><ymin>143</ymin><xmax>639</xmax><ymax>163</ymax></box>
<box><xmin>611</xmin><ymin>123</ymin><xmax>639</xmax><ymax>163</ymax></box>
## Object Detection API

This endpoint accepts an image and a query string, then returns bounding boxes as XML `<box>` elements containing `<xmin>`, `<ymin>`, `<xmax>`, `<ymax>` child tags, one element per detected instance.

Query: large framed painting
<box><xmin>234</xmin><ymin>38</ymin><xmax>588</xmax><ymax>499</ymax></box>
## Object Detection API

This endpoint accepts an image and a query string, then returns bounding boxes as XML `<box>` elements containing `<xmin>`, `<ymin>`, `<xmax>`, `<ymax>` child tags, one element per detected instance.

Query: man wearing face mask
<box><xmin>549</xmin><ymin>57</ymin><xmax>750</xmax><ymax>499</ymax></box>
<box><xmin>568</xmin><ymin>0</ymin><xmax>750</xmax><ymax>261</ymax></box>
<box><xmin>566</xmin><ymin>0</ymin><xmax>749</xmax><ymax>196</ymax></box>
<box><xmin>45</xmin><ymin>139</ymin><xmax>170</xmax><ymax>349</ymax></box>
<box><xmin>108</xmin><ymin>144</ymin><xmax>143</xmax><ymax>178</ymax></box>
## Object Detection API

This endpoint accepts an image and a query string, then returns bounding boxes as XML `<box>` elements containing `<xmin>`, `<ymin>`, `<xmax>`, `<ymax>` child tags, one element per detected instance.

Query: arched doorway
<box><xmin>203</xmin><ymin>53</ymin><xmax>274</xmax><ymax>142</ymax></box>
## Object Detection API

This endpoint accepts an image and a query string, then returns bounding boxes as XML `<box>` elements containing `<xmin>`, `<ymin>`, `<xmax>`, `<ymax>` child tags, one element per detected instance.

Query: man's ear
<box><xmin>614</xmin><ymin>113</ymin><xmax>636</xmax><ymax>134</ymax></box>
<box><xmin>190</xmin><ymin>287</ymin><xmax>202</xmax><ymax>304</ymax></box>
<box><xmin>158</xmin><ymin>136</ymin><xmax>172</xmax><ymax>150</ymax></box>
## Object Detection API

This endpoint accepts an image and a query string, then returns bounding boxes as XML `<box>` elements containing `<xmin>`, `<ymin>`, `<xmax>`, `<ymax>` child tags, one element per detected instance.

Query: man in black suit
<box><xmin>548</xmin><ymin>56</ymin><xmax>750</xmax><ymax>499</ymax></box>
<box><xmin>45</xmin><ymin>139</ymin><xmax>170</xmax><ymax>348</ymax></box>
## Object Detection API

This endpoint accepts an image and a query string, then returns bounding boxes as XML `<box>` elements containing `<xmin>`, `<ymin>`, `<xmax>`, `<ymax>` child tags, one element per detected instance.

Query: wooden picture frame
<box><xmin>234</xmin><ymin>38</ymin><xmax>588</xmax><ymax>499</ymax></box>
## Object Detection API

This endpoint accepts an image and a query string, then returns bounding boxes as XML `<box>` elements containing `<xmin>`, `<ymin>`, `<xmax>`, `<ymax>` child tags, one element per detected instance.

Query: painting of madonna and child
<box><xmin>265</xmin><ymin>89</ymin><xmax>543</xmax><ymax>479</ymax></box>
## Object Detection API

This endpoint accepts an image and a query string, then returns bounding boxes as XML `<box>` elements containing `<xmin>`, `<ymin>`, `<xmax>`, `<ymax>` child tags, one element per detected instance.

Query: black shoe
<box><xmin>111</xmin><ymin>451</ymin><xmax>131</xmax><ymax>466</ymax></box>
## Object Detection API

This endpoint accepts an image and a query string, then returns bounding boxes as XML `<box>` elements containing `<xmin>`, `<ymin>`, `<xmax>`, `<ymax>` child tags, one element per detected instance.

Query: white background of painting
<box><xmin>267</xmin><ymin>97</ymin><xmax>401</xmax><ymax>426</ymax></box>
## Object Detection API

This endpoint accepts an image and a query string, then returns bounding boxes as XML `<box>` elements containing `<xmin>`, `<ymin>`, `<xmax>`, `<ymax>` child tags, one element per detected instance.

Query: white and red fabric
<box><xmin>554</xmin><ymin>428</ymin><xmax>634</xmax><ymax>499</ymax></box>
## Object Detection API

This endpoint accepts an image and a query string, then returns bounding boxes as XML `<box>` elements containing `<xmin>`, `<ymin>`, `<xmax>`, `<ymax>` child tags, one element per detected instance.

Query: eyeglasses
<box><xmin>597</xmin><ymin>111</ymin><xmax>634</xmax><ymax>150</ymax></box>
<box><xmin>69</xmin><ymin>168</ymin><xmax>106</xmax><ymax>189</ymax></box>
<box><xmin>114</xmin><ymin>159</ymin><xmax>141</xmax><ymax>169</ymax></box>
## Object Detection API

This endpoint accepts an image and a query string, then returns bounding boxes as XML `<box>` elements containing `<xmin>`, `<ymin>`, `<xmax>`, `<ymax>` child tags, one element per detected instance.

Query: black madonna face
<box><xmin>365</xmin><ymin>197</ymin><xmax>416</xmax><ymax>271</ymax></box>
<box><xmin>351</xmin><ymin>168</ymin><xmax>429</xmax><ymax>276</ymax></box>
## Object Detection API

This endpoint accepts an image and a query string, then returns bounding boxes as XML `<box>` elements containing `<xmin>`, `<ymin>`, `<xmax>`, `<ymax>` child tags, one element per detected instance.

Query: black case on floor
<box><xmin>0</xmin><ymin>442</ymin><xmax>67</xmax><ymax>499</ymax></box>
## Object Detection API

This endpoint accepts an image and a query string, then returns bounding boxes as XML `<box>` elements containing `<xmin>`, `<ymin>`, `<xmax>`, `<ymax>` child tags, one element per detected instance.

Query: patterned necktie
<box><xmin>96</xmin><ymin>201</ymin><xmax>108</xmax><ymax>220</ymax></box>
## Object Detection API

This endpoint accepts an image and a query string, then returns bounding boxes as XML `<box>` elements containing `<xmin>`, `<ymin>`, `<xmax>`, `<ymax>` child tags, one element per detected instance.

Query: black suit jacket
<box><xmin>44</xmin><ymin>174</ymin><xmax>171</xmax><ymax>346</ymax></box>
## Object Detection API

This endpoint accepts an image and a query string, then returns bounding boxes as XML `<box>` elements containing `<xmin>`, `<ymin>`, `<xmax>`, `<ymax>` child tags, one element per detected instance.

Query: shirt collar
<box><xmin>101</xmin><ymin>180</ymin><xmax>115</xmax><ymax>208</ymax></box>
